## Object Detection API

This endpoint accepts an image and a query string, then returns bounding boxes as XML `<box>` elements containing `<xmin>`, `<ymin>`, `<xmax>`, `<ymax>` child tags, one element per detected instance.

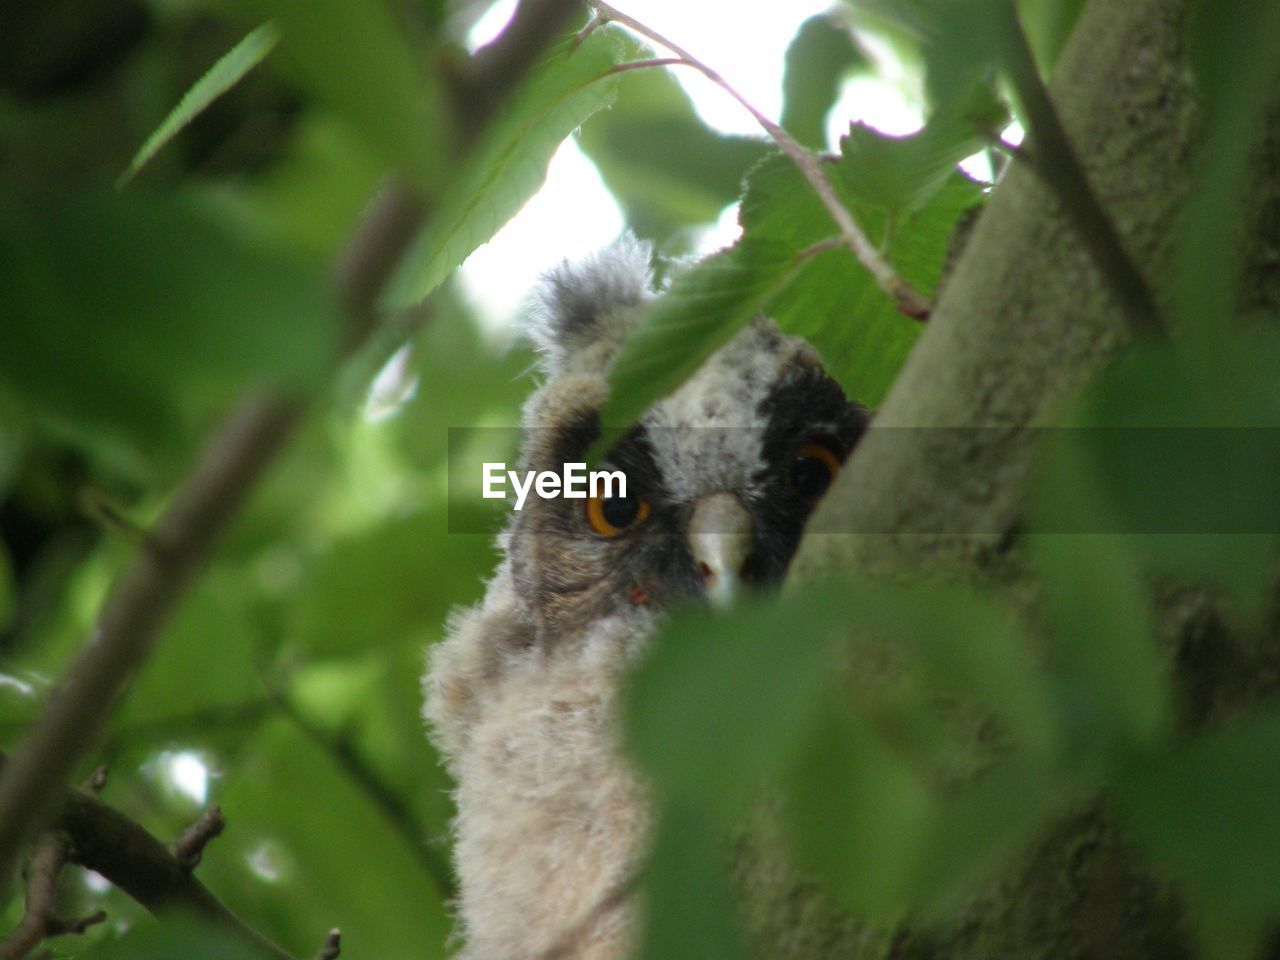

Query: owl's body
<box><xmin>425</xmin><ymin>240</ymin><xmax>865</xmax><ymax>960</ymax></box>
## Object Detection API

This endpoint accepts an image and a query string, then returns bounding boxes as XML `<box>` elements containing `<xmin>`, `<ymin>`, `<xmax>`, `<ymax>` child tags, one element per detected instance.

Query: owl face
<box><xmin>506</xmin><ymin>240</ymin><xmax>867</xmax><ymax>641</ymax></box>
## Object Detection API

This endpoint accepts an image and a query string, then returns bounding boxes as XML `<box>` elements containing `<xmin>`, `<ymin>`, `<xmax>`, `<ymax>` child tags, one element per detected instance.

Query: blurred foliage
<box><xmin>0</xmin><ymin>0</ymin><xmax>1277</xmax><ymax>959</ymax></box>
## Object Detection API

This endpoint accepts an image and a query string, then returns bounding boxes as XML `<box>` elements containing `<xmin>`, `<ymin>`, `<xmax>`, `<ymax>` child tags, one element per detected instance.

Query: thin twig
<box><xmin>0</xmin><ymin>832</ymin><xmax>71</xmax><ymax>960</ymax></box>
<box><xmin>172</xmin><ymin>805</ymin><xmax>226</xmax><ymax>872</ymax></box>
<box><xmin>280</xmin><ymin>699</ymin><xmax>456</xmax><ymax>902</ymax></box>
<box><xmin>313</xmin><ymin>928</ymin><xmax>342</xmax><ymax>960</ymax></box>
<box><xmin>586</xmin><ymin>0</ymin><xmax>931</xmax><ymax>320</ymax></box>
<box><xmin>0</xmin><ymin>753</ymin><xmax>295</xmax><ymax>960</ymax></box>
<box><xmin>990</xmin><ymin>0</ymin><xmax>1166</xmax><ymax>338</ymax></box>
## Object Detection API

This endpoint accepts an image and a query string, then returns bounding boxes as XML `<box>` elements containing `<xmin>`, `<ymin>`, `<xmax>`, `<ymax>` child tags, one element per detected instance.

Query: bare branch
<box><xmin>990</xmin><ymin>0</ymin><xmax>1166</xmax><ymax>338</ymax></box>
<box><xmin>172</xmin><ymin>806</ymin><xmax>226</xmax><ymax>872</ymax></box>
<box><xmin>313</xmin><ymin>928</ymin><xmax>342</xmax><ymax>960</ymax></box>
<box><xmin>586</xmin><ymin>0</ymin><xmax>931</xmax><ymax>320</ymax></box>
<box><xmin>0</xmin><ymin>832</ymin><xmax>70</xmax><ymax>960</ymax></box>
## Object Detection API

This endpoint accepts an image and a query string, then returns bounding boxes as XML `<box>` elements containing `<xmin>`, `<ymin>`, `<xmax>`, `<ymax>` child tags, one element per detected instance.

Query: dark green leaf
<box><xmin>638</xmin><ymin>803</ymin><xmax>748</xmax><ymax>960</ymax></box>
<box><xmin>625</xmin><ymin>586</ymin><xmax>845</xmax><ymax>811</ymax></box>
<box><xmin>118</xmin><ymin>23</ymin><xmax>281</xmax><ymax>188</ymax></box>
<box><xmin>781</xmin><ymin>15</ymin><xmax>869</xmax><ymax>150</ymax></box>
<box><xmin>383</xmin><ymin>28</ymin><xmax>625</xmax><ymax>309</ymax></box>
<box><xmin>0</xmin><ymin>192</ymin><xmax>337</xmax><ymax>465</ymax></box>
<box><xmin>1176</xmin><ymin>0</ymin><xmax>1280</xmax><ymax>330</ymax></box>
<box><xmin>1027</xmin><ymin>530</ymin><xmax>1166</xmax><ymax>749</ymax></box>
<box><xmin>1112</xmin><ymin>706</ymin><xmax>1280</xmax><ymax>920</ymax></box>
<box><xmin>80</xmin><ymin>914</ymin><xmax>270</xmax><ymax>960</ymax></box>
<box><xmin>231</xmin><ymin>0</ymin><xmax>450</xmax><ymax>193</ymax></box>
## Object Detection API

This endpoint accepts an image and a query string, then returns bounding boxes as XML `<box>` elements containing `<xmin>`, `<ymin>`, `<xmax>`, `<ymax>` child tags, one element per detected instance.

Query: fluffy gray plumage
<box><xmin>424</xmin><ymin>238</ymin><xmax>865</xmax><ymax>960</ymax></box>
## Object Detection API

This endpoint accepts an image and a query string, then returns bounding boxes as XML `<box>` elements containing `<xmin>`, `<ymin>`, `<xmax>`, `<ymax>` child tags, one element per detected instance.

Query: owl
<box><xmin>424</xmin><ymin>238</ymin><xmax>867</xmax><ymax>960</ymax></box>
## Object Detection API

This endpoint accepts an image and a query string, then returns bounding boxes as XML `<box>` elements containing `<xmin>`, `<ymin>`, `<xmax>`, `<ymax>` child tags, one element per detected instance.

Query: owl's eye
<box><xmin>787</xmin><ymin>440</ymin><xmax>842</xmax><ymax>499</ymax></box>
<box><xmin>585</xmin><ymin>492</ymin><xmax>652</xmax><ymax>537</ymax></box>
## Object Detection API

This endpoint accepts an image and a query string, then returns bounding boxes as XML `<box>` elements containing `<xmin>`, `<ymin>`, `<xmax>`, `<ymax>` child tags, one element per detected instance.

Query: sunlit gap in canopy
<box><xmin>455</xmin><ymin>1</ymin><xmax>959</xmax><ymax>337</ymax></box>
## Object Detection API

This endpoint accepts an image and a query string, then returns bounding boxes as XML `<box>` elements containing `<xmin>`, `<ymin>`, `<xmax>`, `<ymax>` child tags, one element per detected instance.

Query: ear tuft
<box><xmin>525</xmin><ymin>235</ymin><xmax>654</xmax><ymax>374</ymax></box>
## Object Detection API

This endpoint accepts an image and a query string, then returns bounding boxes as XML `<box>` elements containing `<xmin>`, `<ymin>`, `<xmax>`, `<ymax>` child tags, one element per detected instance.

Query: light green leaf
<box><xmin>781</xmin><ymin>14</ymin><xmax>870</xmax><ymax>150</ymax></box>
<box><xmin>1017</xmin><ymin>0</ymin><xmax>1086</xmax><ymax>75</ymax></box>
<box><xmin>118</xmin><ymin>23</ymin><xmax>281</xmax><ymax>189</ymax></box>
<box><xmin>742</xmin><ymin>154</ymin><xmax>980</xmax><ymax>404</ymax></box>
<box><xmin>835</xmin><ymin>83</ymin><xmax>1002</xmax><ymax>217</ymax></box>
<box><xmin>600</xmin><ymin>237</ymin><xmax>799</xmax><ymax>433</ymax></box>
<box><xmin>383</xmin><ymin>28</ymin><xmax>625</xmax><ymax>309</ymax></box>
<box><xmin>206</xmin><ymin>720</ymin><xmax>451</xmax><ymax>957</ymax></box>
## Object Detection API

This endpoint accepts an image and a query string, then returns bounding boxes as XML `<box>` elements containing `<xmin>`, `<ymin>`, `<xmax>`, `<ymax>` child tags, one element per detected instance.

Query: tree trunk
<box><xmin>742</xmin><ymin>0</ymin><xmax>1280</xmax><ymax>955</ymax></box>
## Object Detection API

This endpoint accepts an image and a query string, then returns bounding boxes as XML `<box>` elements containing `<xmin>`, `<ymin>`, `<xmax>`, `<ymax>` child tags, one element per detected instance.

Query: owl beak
<box><xmin>688</xmin><ymin>492</ymin><xmax>754</xmax><ymax>609</ymax></box>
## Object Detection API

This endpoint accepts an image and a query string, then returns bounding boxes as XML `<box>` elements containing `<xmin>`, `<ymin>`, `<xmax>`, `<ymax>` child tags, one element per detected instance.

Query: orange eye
<box><xmin>787</xmin><ymin>441</ymin><xmax>841</xmax><ymax>499</ymax></box>
<box><xmin>585</xmin><ymin>493</ymin><xmax>651</xmax><ymax>537</ymax></box>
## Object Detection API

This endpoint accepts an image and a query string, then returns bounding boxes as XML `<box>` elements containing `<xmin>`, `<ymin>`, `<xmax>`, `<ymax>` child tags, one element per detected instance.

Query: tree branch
<box><xmin>991</xmin><ymin>0</ymin><xmax>1166</xmax><ymax>339</ymax></box>
<box><xmin>0</xmin><ymin>754</ymin><xmax>293</xmax><ymax>960</ymax></box>
<box><xmin>0</xmin><ymin>830</ymin><xmax>101</xmax><ymax>960</ymax></box>
<box><xmin>585</xmin><ymin>0</ymin><xmax>931</xmax><ymax>320</ymax></box>
<box><xmin>0</xmin><ymin>0</ymin><xmax>588</xmax><ymax>908</ymax></box>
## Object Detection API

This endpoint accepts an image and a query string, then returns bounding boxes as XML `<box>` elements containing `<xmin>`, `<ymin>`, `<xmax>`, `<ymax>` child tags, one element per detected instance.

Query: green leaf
<box><xmin>0</xmin><ymin>192</ymin><xmax>337</xmax><ymax>464</ymax></box>
<box><xmin>1027</xmin><ymin>529</ymin><xmax>1166</xmax><ymax>750</ymax></box>
<box><xmin>638</xmin><ymin>803</ymin><xmax>748</xmax><ymax>960</ymax></box>
<box><xmin>578</xmin><ymin>51</ymin><xmax>768</xmax><ymax>240</ymax></box>
<box><xmin>383</xmin><ymin>28</ymin><xmax>624</xmax><ymax>309</ymax></box>
<box><xmin>110</xmin><ymin>573</ymin><xmax>265</xmax><ymax>731</ymax></box>
<box><xmin>853</xmin><ymin>0</ymin><xmax>1000</xmax><ymax>113</ymax></box>
<box><xmin>80</xmin><ymin>914</ymin><xmax>271</xmax><ymax>960</ymax></box>
<box><xmin>785</xmin><ymin>695</ymin><xmax>1067</xmax><ymax>921</ymax></box>
<box><xmin>625</xmin><ymin>586</ymin><xmax>845</xmax><ymax>812</ymax></box>
<box><xmin>0</xmin><ymin>545</ymin><xmax>12</xmax><ymax>635</ymax></box>
<box><xmin>837</xmin><ymin>580</ymin><xmax>1058</xmax><ymax>755</ymax></box>
<box><xmin>118</xmin><ymin>23</ymin><xmax>281</xmax><ymax>189</ymax></box>
<box><xmin>232</xmin><ymin>0</ymin><xmax>451</xmax><ymax>194</ymax></box>
<box><xmin>1176</xmin><ymin>0</ymin><xmax>1280</xmax><ymax>331</ymax></box>
<box><xmin>784</xmin><ymin>700</ymin><xmax>934</xmax><ymax>920</ymax></box>
<box><xmin>599</xmin><ymin>237</ymin><xmax>800</xmax><ymax>432</ymax></box>
<box><xmin>205</xmin><ymin>720</ymin><xmax>451</xmax><ymax>957</ymax></box>
<box><xmin>835</xmin><ymin>83</ymin><xmax>1002</xmax><ymax>218</ymax></box>
<box><xmin>1112</xmin><ymin>706</ymin><xmax>1280</xmax><ymax>921</ymax></box>
<box><xmin>1017</xmin><ymin>0</ymin><xmax>1086</xmax><ymax>75</ymax></box>
<box><xmin>743</xmin><ymin>155</ymin><xmax>981</xmax><ymax>404</ymax></box>
<box><xmin>1036</xmin><ymin>336</ymin><xmax>1280</xmax><ymax>615</ymax></box>
<box><xmin>781</xmin><ymin>14</ymin><xmax>870</xmax><ymax>150</ymax></box>
<box><xmin>289</xmin><ymin>510</ymin><xmax>495</xmax><ymax>656</ymax></box>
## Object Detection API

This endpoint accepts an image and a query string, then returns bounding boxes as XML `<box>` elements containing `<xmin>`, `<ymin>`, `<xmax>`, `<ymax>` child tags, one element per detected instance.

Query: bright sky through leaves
<box><xmin>457</xmin><ymin>1</ymin><xmax>925</xmax><ymax>331</ymax></box>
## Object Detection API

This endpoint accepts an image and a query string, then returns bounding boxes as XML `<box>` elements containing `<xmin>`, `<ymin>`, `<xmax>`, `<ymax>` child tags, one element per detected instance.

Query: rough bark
<box><xmin>742</xmin><ymin>0</ymin><xmax>1280</xmax><ymax>956</ymax></box>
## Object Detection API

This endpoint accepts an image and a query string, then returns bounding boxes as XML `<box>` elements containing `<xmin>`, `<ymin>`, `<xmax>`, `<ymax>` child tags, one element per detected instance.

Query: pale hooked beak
<box><xmin>687</xmin><ymin>492</ymin><xmax>754</xmax><ymax>609</ymax></box>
